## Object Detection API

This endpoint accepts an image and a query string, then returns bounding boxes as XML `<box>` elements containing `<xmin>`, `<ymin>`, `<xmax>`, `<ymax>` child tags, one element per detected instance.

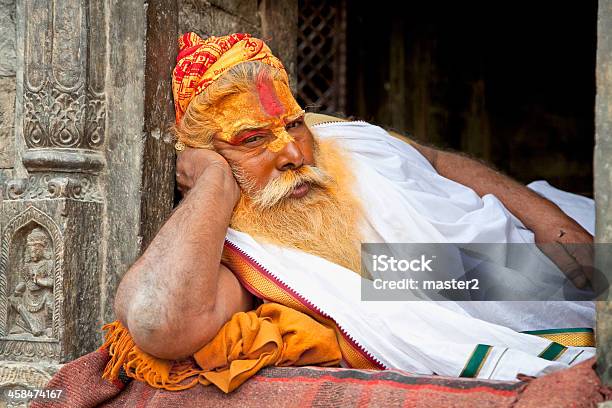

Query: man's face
<box><xmin>211</xmin><ymin>76</ymin><xmax>321</xmax><ymax>205</ymax></box>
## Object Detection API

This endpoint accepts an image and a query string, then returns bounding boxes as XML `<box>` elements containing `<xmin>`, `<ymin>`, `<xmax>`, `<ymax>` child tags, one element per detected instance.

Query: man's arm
<box><xmin>114</xmin><ymin>150</ymin><xmax>253</xmax><ymax>360</ymax></box>
<box><xmin>410</xmin><ymin>141</ymin><xmax>593</xmax><ymax>288</ymax></box>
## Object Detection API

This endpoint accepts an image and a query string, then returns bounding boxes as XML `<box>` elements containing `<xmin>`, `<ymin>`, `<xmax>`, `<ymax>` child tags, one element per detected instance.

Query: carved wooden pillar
<box><xmin>0</xmin><ymin>0</ymin><xmax>177</xmax><ymax>403</ymax></box>
<box><xmin>596</xmin><ymin>0</ymin><xmax>612</xmax><ymax>386</ymax></box>
<box><xmin>0</xmin><ymin>0</ymin><xmax>105</xmax><ymax>391</ymax></box>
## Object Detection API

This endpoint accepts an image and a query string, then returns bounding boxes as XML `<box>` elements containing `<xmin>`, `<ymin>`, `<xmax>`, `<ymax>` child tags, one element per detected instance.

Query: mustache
<box><xmin>233</xmin><ymin>165</ymin><xmax>332</xmax><ymax>209</ymax></box>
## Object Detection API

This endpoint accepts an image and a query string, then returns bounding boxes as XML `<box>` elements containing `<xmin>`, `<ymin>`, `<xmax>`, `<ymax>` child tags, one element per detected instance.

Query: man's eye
<box><xmin>286</xmin><ymin>119</ymin><xmax>304</xmax><ymax>130</ymax></box>
<box><xmin>242</xmin><ymin>135</ymin><xmax>266</xmax><ymax>144</ymax></box>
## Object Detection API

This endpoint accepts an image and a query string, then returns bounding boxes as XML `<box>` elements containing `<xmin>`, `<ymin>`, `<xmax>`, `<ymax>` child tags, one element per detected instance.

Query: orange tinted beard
<box><xmin>230</xmin><ymin>139</ymin><xmax>364</xmax><ymax>274</ymax></box>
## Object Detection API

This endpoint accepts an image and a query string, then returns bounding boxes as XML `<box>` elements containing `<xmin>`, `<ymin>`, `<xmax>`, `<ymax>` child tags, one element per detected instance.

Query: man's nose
<box><xmin>275</xmin><ymin>136</ymin><xmax>304</xmax><ymax>171</ymax></box>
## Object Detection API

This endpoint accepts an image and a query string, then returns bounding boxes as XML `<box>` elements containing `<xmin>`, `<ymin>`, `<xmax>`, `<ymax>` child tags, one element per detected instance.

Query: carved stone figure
<box><xmin>8</xmin><ymin>228</ymin><xmax>54</xmax><ymax>338</ymax></box>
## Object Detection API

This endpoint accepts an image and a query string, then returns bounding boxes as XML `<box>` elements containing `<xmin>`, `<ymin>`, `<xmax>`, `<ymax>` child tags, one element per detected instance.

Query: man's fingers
<box><xmin>539</xmin><ymin>242</ymin><xmax>587</xmax><ymax>288</ymax></box>
<box><xmin>175</xmin><ymin>171</ymin><xmax>192</xmax><ymax>197</ymax></box>
<box><xmin>563</xmin><ymin>244</ymin><xmax>594</xmax><ymax>282</ymax></box>
<box><xmin>175</xmin><ymin>146</ymin><xmax>233</xmax><ymax>200</ymax></box>
<box><xmin>175</xmin><ymin>172</ymin><xmax>185</xmax><ymax>190</ymax></box>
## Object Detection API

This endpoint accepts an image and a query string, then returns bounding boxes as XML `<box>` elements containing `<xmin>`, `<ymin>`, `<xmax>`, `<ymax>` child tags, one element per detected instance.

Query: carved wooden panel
<box><xmin>0</xmin><ymin>207</ymin><xmax>64</xmax><ymax>362</ymax></box>
<box><xmin>4</xmin><ymin>173</ymin><xmax>102</xmax><ymax>202</ymax></box>
<box><xmin>22</xmin><ymin>0</ymin><xmax>106</xmax><ymax>149</ymax></box>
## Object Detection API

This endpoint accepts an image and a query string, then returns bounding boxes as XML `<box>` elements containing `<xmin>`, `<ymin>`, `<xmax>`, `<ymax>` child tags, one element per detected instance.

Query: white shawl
<box><xmin>225</xmin><ymin>120</ymin><xmax>595</xmax><ymax>381</ymax></box>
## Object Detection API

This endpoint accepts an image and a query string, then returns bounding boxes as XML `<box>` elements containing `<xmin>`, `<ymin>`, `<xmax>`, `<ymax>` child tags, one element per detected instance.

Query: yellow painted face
<box><xmin>210</xmin><ymin>77</ymin><xmax>304</xmax><ymax>152</ymax></box>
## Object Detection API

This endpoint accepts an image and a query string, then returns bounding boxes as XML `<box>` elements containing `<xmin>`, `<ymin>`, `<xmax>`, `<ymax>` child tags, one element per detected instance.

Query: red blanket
<box><xmin>30</xmin><ymin>348</ymin><xmax>609</xmax><ymax>407</ymax></box>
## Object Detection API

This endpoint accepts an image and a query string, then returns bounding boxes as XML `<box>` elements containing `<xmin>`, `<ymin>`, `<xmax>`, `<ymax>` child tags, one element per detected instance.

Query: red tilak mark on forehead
<box><xmin>256</xmin><ymin>72</ymin><xmax>284</xmax><ymax>117</ymax></box>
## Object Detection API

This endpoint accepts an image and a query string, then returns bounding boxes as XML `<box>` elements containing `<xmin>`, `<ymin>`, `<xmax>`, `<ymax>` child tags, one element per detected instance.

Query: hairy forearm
<box><xmin>418</xmin><ymin>143</ymin><xmax>595</xmax><ymax>288</ymax></box>
<box><xmin>114</xmin><ymin>164</ymin><xmax>237</xmax><ymax>346</ymax></box>
<box><xmin>411</xmin><ymin>143</ymin><xmax>565</xmax><ymax>231</ymax></box>
<box><xmin>440</xmin><ymin>151</ymin><xmax>561</xmax><ymax>229</ymax></box>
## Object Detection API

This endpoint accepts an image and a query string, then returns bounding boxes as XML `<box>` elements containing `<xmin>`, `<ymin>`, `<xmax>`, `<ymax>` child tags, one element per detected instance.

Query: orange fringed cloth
<box><xmin>101</xmin><ymin>242</ymin><xmax>383</xmax><ymax>393</ymax></box>
<box><xmin>100</xmin><ymin>303</ymin><xmax>341</xmax><ymax>393</ymax></box>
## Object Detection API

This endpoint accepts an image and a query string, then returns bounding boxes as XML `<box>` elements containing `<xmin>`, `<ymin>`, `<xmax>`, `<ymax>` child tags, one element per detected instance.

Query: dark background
<box><xmin>299</xmin><ymin>1</ymin><xmax>597</xmax><ymax>196</ymax></box>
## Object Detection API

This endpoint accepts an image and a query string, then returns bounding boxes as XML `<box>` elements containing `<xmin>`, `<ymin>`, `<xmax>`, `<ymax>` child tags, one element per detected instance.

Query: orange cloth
<box><xmin>101</xmin><ymin>303</ymin><xmax>342</xmax><ymax>393</ymax></box>
<box><xmin>172</xmin><ymin>32</ymin><xmax>286</xmax><ymax>124</ymax></box>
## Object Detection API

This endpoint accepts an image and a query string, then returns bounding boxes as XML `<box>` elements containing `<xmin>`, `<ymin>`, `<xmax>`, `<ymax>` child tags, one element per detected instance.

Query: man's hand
<box><xmin>116</xmin><ymin>145</ymin><xmax>251</xmax><ymax>360</ymax></box>
<box><xmin>176</xmin><ymin>146</ymin><xmax>240</xmax><ymax>202</ymax></box>
<box><xmin>409</xmin><ymin>140</ymin><xmax>595</xmax><ymax>289</ymax></box>
<box><xmin>531</xmin><ymin>213</ymin><xmax>594</xmax><ymax>289</ymax></box>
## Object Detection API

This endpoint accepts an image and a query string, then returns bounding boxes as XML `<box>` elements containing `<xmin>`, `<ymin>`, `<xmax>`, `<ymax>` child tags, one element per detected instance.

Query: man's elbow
<box><xmin>129</xmin><ymin>317</ymin><xmax>196</xmax><ymax>360</ymax></box>
<box><xmin>125</xmin><ymin>305</ymin><xmax>219</xmax><ymax>360</ymax></box>
<box><xmin>117</xmin><ymin>283</ymin><xmax>219</xmax><ymax>360</ymax></box>
<box><xmin>113</xmin><ymin>262</ymin><xmax>223</xmax><ymax>359</ymax></box>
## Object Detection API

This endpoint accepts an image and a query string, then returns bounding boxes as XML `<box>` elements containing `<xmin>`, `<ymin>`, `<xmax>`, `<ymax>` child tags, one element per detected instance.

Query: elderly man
<box><xmin>107</xmin><ymin>33</ymin><xmax>595</xmax><ymax>392</ymax></box>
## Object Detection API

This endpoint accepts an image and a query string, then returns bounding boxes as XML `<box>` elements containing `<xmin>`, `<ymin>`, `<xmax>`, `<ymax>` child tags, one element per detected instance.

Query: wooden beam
<box><xmin>141</xmin><ymin>0</ymin><xmax>178</xmax><ymax>252</ymax></box>
<box><xmin>258</xmin><ymin>0</ymin><xmax>298</xmax><ymax>91</ymax></box>
<box><xmin>595</xmin><ymin>0</ymin><xmax>612</xmax><ymax>385</ymax></box>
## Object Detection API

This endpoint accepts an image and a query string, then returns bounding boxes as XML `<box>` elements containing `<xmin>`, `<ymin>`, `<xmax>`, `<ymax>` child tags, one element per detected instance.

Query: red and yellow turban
<box><xmin>172</xmin><ymin>32</ymin><xmax>286</xmax><ymax>124</ymax></box>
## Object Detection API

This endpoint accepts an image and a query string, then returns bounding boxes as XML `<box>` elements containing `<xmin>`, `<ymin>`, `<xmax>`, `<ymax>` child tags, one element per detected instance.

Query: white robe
<box><xmin>225</xmin><ymin>120</ymin><xmax>595</xmax><ymax>381</ymax></box>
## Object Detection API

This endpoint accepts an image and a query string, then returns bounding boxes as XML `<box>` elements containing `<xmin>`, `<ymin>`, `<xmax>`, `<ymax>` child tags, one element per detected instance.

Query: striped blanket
<box><xmin>31</xmin><ymin>349</ymin><xmax>608</xmax><ymax>407</ymax></box>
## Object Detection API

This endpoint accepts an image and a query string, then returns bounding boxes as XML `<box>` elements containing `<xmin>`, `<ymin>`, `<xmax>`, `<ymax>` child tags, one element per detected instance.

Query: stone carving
<box><xmin>23</xmin><ymin>82</ymin><xmax>105</xmax><ymax>149</ymax></box>
<box><xmin>86</xmin><ymin>89</ymin><xmax>105</xmax><ymax>148</ymax></box>
<box><xmin>0</xmin><ymin>340</ymin><xmax>59</xmax><ymax>360</ymax></box>
<box><xmin>0</xmin><ymin>207</ymin><xmax>64</xmax><ymax>362</ymax></box>
<box><xmin>22</xmin><ymin>0</ymin><xmax>106</xmax><ymax>149</ymax></box>
<box><xmin>0</xmin><ymin>362</ymin><xmax>57</xmax><ymax>408</ymax></box>
<box><xmin>4</xmin><ymin>178</ymin><xmax>27</xmax><ymax>200</ymax></box>
<box><xmin>4</xmin><ymin>173</ymin><xmax>103</xmax><ymax>202</ymax></box>
<box><xmin>8</xmin><ymin>228</ymin><xmax>54</xmax><ymax>338</ymax></box>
